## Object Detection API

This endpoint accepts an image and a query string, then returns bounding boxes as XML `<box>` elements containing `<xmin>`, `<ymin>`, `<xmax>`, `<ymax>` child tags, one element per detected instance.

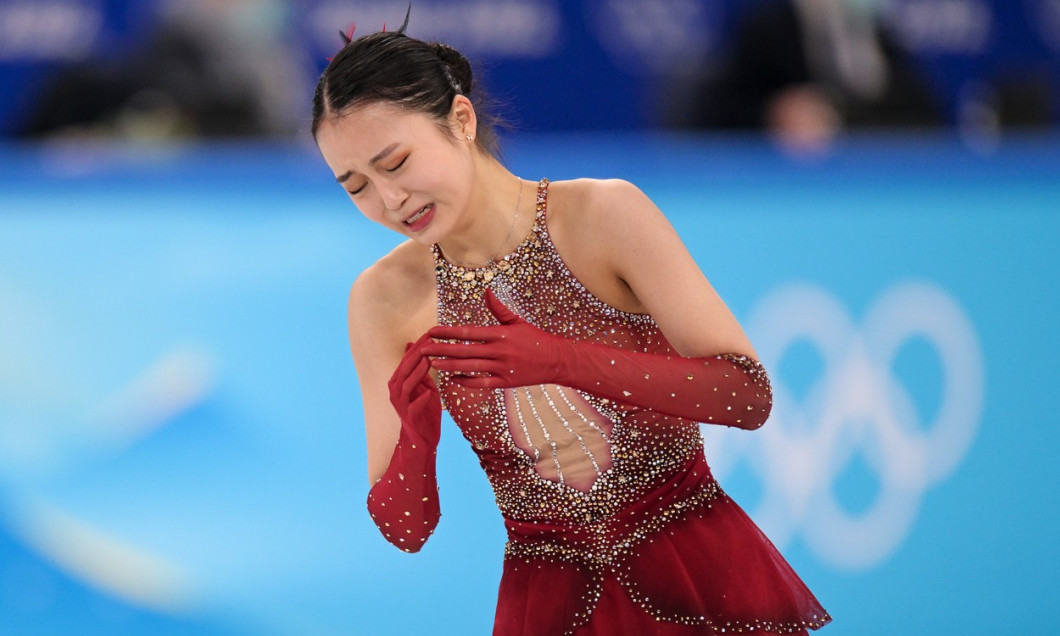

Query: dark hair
<box><xmin>311</xmin><ymin>30</ymin><xmax>499</xmax><ymax>155</ymax></box>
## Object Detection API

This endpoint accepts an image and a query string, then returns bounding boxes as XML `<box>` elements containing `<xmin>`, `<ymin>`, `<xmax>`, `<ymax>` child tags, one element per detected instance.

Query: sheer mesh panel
<box><xmin>504</xmin><ymin>385</ymin><xmax>613</xmax><ymax>492</ymax></box>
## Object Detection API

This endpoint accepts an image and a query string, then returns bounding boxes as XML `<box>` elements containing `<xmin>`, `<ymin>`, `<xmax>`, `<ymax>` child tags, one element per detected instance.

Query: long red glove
<box><xmin>425</xmin><ymin>291</ymin><xmax>772</xmax><ymax>430</ymax></box>
<box><xmin>366</xmin><ymin>333</ymin><xmax>442</xmax><ymax>553</ymax></box>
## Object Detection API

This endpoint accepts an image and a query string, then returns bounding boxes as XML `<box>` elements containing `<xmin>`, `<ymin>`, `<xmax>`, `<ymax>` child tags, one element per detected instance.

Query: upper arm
<box><xmin>347</xmin><ymin>252</ymin><xmax>436</xmax><ymax>484</ymax></box>
<box><xmin>579</xmin><ymin>179</ymin><xmax>757</xmax><ymax>359</ymax></box>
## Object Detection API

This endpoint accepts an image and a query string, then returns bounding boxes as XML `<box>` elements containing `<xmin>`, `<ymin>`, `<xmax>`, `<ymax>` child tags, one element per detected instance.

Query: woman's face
<box><xmin>315</xmin><ymin>101</ymin><xmax>475</xmax><ymax>245</ymax></box>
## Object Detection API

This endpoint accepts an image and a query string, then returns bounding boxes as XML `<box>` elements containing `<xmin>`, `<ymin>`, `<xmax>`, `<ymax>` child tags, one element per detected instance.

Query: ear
<box><xmin>449</xmin><ymin>95</ymin><xmax>477</xmax><ymax>140</ymax></box>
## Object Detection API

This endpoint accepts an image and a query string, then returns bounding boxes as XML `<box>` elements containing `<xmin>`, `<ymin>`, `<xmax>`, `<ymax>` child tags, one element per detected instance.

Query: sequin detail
<box><xmin>432</xmin><ymin>179</ymin><xmax>829</xmax><ymax>634</ymax></box>
<box><xmin>433</xmin><ymin>179</ymin><xmax>699</xmax><ymax>518</ymax></box>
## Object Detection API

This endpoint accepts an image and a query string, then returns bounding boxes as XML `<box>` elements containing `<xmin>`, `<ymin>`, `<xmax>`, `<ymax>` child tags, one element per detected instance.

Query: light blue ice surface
<box><xmin>0</xmin><ymin>133</ymin><xmax>1057</xmax><ymax>635</ymax></box>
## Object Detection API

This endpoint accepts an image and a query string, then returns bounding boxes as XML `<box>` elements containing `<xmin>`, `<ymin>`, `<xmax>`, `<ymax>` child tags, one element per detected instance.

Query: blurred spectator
<box><xmin>17</xmin><ymin>0</ymin><xmax>311</xmax><ymax>140</ymax></box>
<box><xmin>685</xmin><ymin>0</ymin><xmax>942</xmax><ymax>152</ymax></box>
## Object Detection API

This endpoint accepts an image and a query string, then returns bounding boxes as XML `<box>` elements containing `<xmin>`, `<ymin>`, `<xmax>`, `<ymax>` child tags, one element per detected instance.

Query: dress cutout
<box><xmin>432</xmin><ymin>179</ymin><xmax>830</xmax><ymax>635</ymax></box>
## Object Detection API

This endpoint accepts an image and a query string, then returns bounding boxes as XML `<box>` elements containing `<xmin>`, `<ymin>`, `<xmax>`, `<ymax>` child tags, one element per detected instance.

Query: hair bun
<box><xmin>429</xmin><ymin>42</ymin><xmax>473</xmax><ymax>96</ymax></box>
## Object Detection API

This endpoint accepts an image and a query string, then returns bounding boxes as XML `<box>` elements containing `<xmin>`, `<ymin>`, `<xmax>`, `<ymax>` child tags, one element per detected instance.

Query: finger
<box><xmin>421</xmin><ymin>341</ymin><xmax>503</xmax><ymax>360</ymax></box>
<box><xmin>390</xmin><ymin>352</ymin><xmax>419</xmax><ymax>396</ymax></box>
<box><xmin>409</xmin><ymin>401</ymin><xmax>442</xmax><ymax>440</ymax></box>
<box><xmin>405</xmin><ymin>391</ymin><xmax>442</xmax><ymax>438</ymax></box>
<box><xmin>394</xmin><ymin>332</ymin><xmax>435</xmax><ymax>378</ymax></box>
<box><xmin>390</xmin><ymin>356</ymin><xmax>421</xmax><ymax>398</ymax></box>
<box><xmin>417</xmin><ymin>370</ymin><xmax>440</xmax><ymax>396</ymax></box>
<box><xmin>408</xmin><ymin>331</ymin><xmax>434</xmax><ymax>352</ymax></box>
<box><xmin>484</xmin><ymin>289</ymin><xmax>521</xmax><ymax>325</ymax></box>
<box><xmin>403</xmin><ymin>332</ymin><xmax>437</xmax><ymax>368</ymax></box>
<box><xmin>408</xmin><ymin>392</ymin><xmax>441</xmax><ymax>425</ymax></box>
<box><xmin>428</xmin><ymin>325</ymin><xmax>503</xmax><ymax>342</ymax></box>
<box><xmin>401</xmin><ymin>355</ymin><xmax>433</xmax><ymax>399</ymax></box>
<box><xmin>449</xmin><ymin>375</ymin><xmax>506</xmax><ymax>389</ymax></box>
<box><xmin>402</xmin><ymin>367</ymin><xmax>440</xmax><ymax>413</ymax></box>
<box><xmin>412</xmin><ymin>352</ymin><xmax>434</xmax><ymax>380</ymax></box>
<box><xmin>430</xmin><ymin>357</ymin><xmax>500</xmax><ymax>375</ymax></box>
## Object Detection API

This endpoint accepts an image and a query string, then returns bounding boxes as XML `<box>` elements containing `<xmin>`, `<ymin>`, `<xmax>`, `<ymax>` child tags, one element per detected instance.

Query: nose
<box><xmin>378</xmin><ymin>180</ymin><xmax>408</xmax><ymax>212</ymax></box>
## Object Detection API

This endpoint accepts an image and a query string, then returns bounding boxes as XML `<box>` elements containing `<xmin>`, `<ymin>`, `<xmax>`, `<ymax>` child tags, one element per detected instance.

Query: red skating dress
<box><xmin>431</xmin><ymin>179</ymin><xmax>830</xmax><ymax>635</ymax></box>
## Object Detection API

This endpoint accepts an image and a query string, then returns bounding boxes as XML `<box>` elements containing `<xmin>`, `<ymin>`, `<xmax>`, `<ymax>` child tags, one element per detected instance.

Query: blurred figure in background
<box><xmin>688</xmin><ymin>0</ymin><xmax>941</xmax><ymax>152</ymax></box>
<box><xmin>18</xmin><ymin>0</ymin><xmax>311</xmax><ymax>140</ymax></box>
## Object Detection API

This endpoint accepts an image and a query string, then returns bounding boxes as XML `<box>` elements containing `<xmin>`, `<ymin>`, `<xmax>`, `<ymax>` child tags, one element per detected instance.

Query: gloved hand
<box><xmin>388</xmin><ymin>333</ymin><xmax>442</xmax><ymax>445</ymax></box>
<box><xmin>367</xmin><ymin>333</ymin><xmax>442</xmax><ymax>553</ymax></box>
<box><xmin>425</xmin><ymin>290</ymin><xmax>772</xmax><ymax>430</ymax></box>
<box><xmin>425</xmin><ymin>289</ymin><xmax>571</xmax><ymax>389</ymax></box>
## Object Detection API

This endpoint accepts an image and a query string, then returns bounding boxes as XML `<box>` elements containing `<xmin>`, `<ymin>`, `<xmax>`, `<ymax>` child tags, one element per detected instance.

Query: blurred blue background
<box><xmin>1</xmin><ymin>1</ymin><xmax>1059</xmax><ymax>635</ymax></box>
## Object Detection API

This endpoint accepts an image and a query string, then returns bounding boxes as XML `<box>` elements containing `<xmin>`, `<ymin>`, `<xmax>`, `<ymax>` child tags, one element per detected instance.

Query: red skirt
<box><xmin>492</xmin><ymin>454</ymin><xmax>831</xmax><ymax>635</ymax></box>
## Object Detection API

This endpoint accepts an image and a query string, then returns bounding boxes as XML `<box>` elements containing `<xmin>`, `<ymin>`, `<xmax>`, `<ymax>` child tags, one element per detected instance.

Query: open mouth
<box><xmin>404</xmin><ymin>204</ymin><xmax>432</xmax><ymax>226</ymax></box>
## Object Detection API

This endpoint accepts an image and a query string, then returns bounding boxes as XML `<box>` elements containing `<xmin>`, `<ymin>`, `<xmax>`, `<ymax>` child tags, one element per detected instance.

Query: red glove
<box><xmin>366</xmin><ymin>333</ymin><xmax>442</xmax><ymax>552</ymax></box>
<box><xmin>425</xmin><ymin>290</ymin><xmax>771</xmax><ymax>429</ymax></box>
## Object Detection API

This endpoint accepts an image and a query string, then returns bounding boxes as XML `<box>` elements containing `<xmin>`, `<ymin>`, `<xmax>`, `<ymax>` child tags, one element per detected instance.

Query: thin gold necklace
<box><xmin>444</xmin><ymin>177</ymin><xmax>523</xmax><ymax>270</ymax></box>
<box><xmin>487</xmin><ymin>178</ymin><xmax>523</xmax><ymax>268</ymax></box>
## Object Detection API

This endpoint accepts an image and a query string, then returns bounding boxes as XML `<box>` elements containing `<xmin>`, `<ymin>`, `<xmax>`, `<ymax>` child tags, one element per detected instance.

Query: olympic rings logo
<box><xmin>702</xmin><ymin>281</ymin><xmax>984</xmax><ymax>570</ymax></box>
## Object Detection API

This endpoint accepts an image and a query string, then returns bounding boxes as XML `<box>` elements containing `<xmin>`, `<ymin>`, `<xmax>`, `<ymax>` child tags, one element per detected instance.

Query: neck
<box><xmin>437</xmin><ymin>159</ymin><xmax>527</xmax><ymax>267</ymax></box>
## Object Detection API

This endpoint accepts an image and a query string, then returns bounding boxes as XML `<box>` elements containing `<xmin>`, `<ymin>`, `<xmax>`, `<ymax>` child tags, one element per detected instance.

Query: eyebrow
<box><xmin>335</xmin><ymin>143</ymin><xmax>400</xmax><ymax>184</ymax></box>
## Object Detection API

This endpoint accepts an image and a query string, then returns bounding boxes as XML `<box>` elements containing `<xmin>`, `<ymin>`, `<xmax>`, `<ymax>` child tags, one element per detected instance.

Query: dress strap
<box><xmin>534</xmin><ymin>178</ymin><xmax>550</xmax><ymax>226</ymax></box>
<box><xmin>431</xmin><ymin>178</ymin><xmax>550</xmax><ymax>268</ymax></box>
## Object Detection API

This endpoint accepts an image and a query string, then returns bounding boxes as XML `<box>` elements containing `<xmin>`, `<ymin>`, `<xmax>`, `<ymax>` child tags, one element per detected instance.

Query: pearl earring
<box><xmin>466</xmin><ymin>134</ymin><xmax>474</xmax><ymax>141</ymax></box>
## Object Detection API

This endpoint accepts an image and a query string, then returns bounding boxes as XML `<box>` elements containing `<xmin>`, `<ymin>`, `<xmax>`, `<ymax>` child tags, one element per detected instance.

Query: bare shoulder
<box><xmin>545</xmin><ymin>178</ymin><xmax>667</xmax><ymax>313</ymax></box>
<box><xmin>348</xmin><ymin>240</ymin><xmax>438</xmax><ymax>349</ymax></box>
<box><xmin>546</xmin><ymin>178</ymin><xmax>754</xmax><ymax>359</ymax></box>
<box><xmin>547</xmin><ymin>178</ymin><xmax>667</xmax><ymax>247</ymax></box>
<box><xmin>547</xmin><ymin>178</ymin><xmax>652</xmax><ymax>224</ymax></box>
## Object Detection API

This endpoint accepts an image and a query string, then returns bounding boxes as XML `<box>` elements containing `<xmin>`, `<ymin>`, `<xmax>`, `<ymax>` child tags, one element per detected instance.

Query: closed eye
<box><xmin>386</xmin><ymin>155</ymin><xmax>409</xmax><ymax>172</ymax></box>
<box><xmin>348</xmin><ymin>183</ymin><xmax>367</xmax><ymax>196</ymax></box>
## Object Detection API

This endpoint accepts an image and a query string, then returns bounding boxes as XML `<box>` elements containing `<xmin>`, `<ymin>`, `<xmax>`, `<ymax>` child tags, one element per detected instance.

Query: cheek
<box><xmin>351</xmin><ymin>195</ymin><xmax>388</xmax><ymax>226</ymax></box>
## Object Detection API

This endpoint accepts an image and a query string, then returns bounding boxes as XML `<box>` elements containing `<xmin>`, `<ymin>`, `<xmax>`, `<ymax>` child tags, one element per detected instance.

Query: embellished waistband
<box><xmin>502</xmin><ymin>454</ymin><xmax>720</xmax><ymax>571</ymax></box>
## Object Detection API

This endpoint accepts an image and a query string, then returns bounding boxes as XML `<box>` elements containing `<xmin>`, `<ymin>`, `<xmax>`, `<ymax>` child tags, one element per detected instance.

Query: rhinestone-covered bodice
<box><xmin>432</xmin><ymin>179</ymin><xmax>706</xmax><ymax>527</ymax></box>
<box><xmin>432</xmin><ymin>180</ymin><xmax>831</xmax><ymax>636</ymax></box>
